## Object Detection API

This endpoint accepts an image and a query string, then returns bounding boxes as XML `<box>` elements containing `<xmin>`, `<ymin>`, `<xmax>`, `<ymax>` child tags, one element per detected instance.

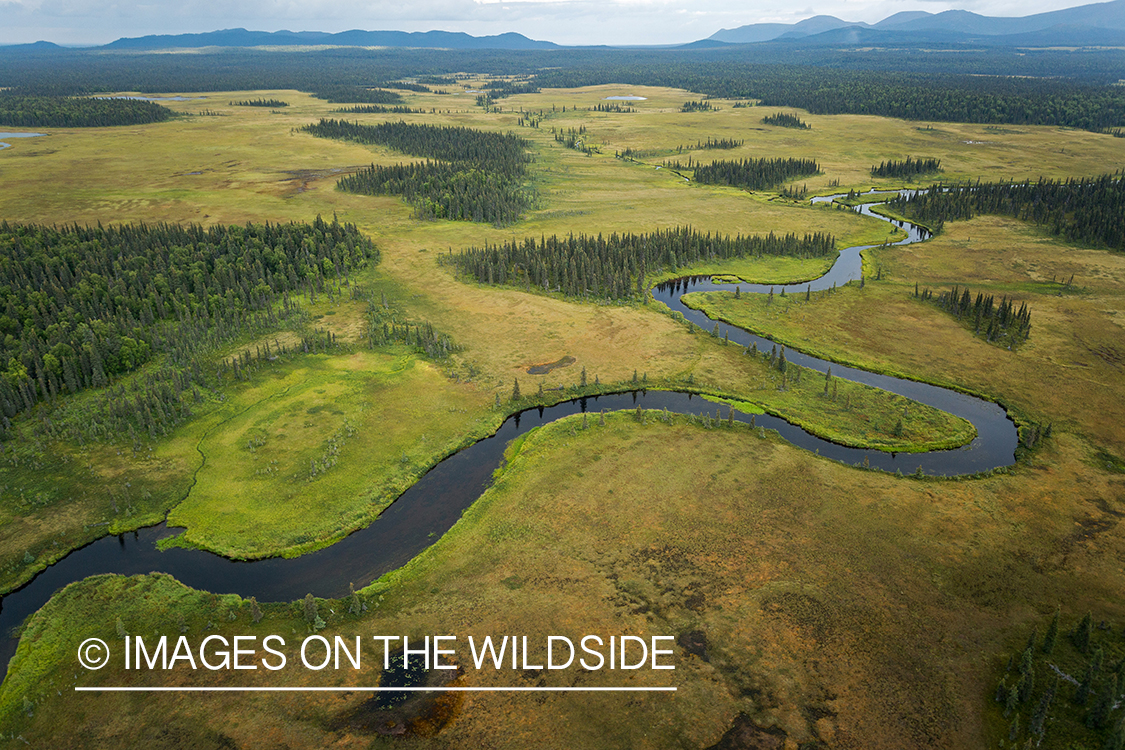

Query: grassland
<box><xmin>0</xmin><ymin>80</ymin><xmax>1122</xmax><ymax>748</ymax></box>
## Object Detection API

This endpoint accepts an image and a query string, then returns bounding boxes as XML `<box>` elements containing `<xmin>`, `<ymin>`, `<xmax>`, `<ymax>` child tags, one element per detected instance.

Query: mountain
<box><xmin>708</xmin><ymin>0</ymin><xmax>1125</xmax><ymax>44</ymax></box>
<box><xmin>103</xmin><ymin>28</ymin><xmax>559</xmax><ymax>50</ymax></box>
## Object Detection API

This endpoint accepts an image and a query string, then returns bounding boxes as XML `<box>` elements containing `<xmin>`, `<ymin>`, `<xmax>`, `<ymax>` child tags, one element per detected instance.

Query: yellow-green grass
<box><xmin>163</xmin><ymin>350</ymin><xmax>490</xmax><ymax>559</ymax></box>
<box><xmin>684</xmin><ymin>215</ymin><xmax>1125</xmax><ymax>454</ymax></box>
<box><xmin>3</xmin><ymin>412</ymin><xmax>1121</xmax><ymax>748</ymax></box>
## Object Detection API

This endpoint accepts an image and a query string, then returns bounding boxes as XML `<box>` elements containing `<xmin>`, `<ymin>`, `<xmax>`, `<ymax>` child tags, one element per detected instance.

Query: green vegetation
<box><xmin>871</xmin><ymin>156</ymin><xmax>941</xmax><ymax>178</ymax></box>
<box><xmin>668</xmin><ymin>156</ymin><xmax>820</xmax><ymax>190</ymax></box>
<box><xmin>332</xmin><ymin>104</ymin><xmax>425</xmax><ymax>114</ymax></box>
<box><xmin>889</xmin><ymin>172</ymin><xmax>1125</xmax><ymax>249</ymax></box>
<box><xmin>0</xmin><ymin>95</ymin><xmax>173</xmax><ymax>127</ymax></box>
<box><xmin>918</xmin><ymin>284</ymin><xmax>1032</xmax><ymax>349</ymax></box>
<box><xmin>761</xmin><ymin>112</ymin><xmax>809</xmax><ymax>129</ymax></box>
<box><xmin>680</xmin><ymin>99</ymin><xmax>715</xmax><ymax>112</ymax></box>
<box><xmin>442</xmin><ymin>227</ymin><xmax>835</xmax><ymax>301</ymax></box>
<box><xmin>0</xmin><ymin>73</ymin><xmax>1122</xmax><ymax>750</ymax></box>
<box><xmin>991</xmin><ymin>613</ymin><xmax>1125</xmax><ymax>748</ymax></box>
<box><xmin>303</xmin><ymin>119</ymin><xmax>533</xmax><ymax>224</ymax></box>
<box><xmin>309</xmin><ymin>86</ymin><xmax>403</xmax><ymax>105</ymax></box>
<box><xmin>0</xmin><ymin>218</ymin><xmax>374</xmax><ymax>436</ymax></box>
<box><xmin>230</xmin><ymin>98</ymin><xmax>288</xmax><ymax>107</ymax></box>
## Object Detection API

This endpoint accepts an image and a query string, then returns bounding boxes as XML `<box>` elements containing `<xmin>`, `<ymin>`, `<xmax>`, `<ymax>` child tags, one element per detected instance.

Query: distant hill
<box><xmin>103</xmin><ymin>28</ymin><xmax>559</xmax><ymax>50</ymax></box>
<box><xmin>709</xmin><ymin>0</ymin><xmax>1125</xmax><ymax>44</ymax></box>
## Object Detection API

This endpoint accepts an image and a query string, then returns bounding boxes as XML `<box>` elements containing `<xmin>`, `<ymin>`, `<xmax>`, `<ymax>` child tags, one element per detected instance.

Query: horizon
<box><xmin>0</xmin><ymin>0</ymin><xmax>1116</xmax><ymax>49</ymax></box>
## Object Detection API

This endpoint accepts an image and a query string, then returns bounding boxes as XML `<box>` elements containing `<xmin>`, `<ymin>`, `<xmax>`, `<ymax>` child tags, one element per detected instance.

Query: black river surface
<box><xmin>0</xmin><ymin>191</ymin><xmax>1017</xmax><ymax>677</ymax></box>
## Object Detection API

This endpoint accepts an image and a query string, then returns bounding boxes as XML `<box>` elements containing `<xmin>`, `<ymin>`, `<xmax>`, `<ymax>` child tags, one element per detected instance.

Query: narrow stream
<box><xmin>0</xmin><ymin>190</ymin><xmax>1016</xmax><ymax>678</ymax></box>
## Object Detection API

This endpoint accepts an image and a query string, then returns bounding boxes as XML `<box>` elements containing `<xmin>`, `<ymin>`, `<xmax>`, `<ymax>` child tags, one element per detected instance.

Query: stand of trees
<box><xmin>676</xmin><ymin>157</ymin><xmax>820</xmax><ymax>190</ymax></box>
<box><xmin>309</xmin><ymin>86</ymin><xmax>404</xmax><ymax>105</ymax></box>
<box><xmin>681</xmin><ymin>100</ymin><xmax>715</xmax><ymax>112</ymax></box>
<box><xmin>333</xmin><ymin>105</ymin><xmax>425</xmax><ymax>115</ymax></box>
<box><xmin>230</xmin><ymin>98</ymin><xmax>288</xmax><ymax>107</ymax></box>
<box><xmin>871</xmin><ymin>157</ymin><xmax>941</xmax><ymax>178</ymax></box>
<box><xmin>917</xmin><ymin>284</ymin><xmax>1031</xmax><ymax>348</ymax></box>
<box><xmin>441</xmin><ymin>227</ymin><xmax>835</xmax><ymax>301</ymax></box>
<box><xmin>302</xmin><ymin>119</ymin><xmax>533</xmax><ymax>225</ymax></box>
<box><xmin>761</xmin><ymin>112</ymin><xmax>809</xmax><ymax>129</ymax></box>
<box><xmin>0</xmin><ymin>218</ymin><xmax>376</xmax><ymax>441</ymax></box>
<box><xmin>0</xmin><ymin>95</ymin><xmax>173</xmax><ymax>127</ymax></box>
<box><xmin>889</xmin><ymin>173</ymin><xmax>1125</xmax><ymax>250</ymax></box>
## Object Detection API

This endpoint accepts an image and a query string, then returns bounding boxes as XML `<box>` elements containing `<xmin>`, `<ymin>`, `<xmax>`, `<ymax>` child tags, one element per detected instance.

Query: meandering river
<box><xmin>0</xmin><ymin>191</ymin><xmax>1016</xmax><ymax>677</ymax></box>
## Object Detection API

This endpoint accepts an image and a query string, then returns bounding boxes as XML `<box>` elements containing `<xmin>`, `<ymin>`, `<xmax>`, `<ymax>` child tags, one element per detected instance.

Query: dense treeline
<box><xmin>440</xmin><ymin>227</ymin><xmax>835</xmax><ymax>301</ymax></box>
<box><xmin>529</xmin><ymin>64</ymin><xmax>1125</xmax><ymax>132</ymax></box>
<box><xmin>889</xmin><ymin>173</ymin><xmax>1125</xmax><ymax>250</ymax></box>
<box><xmin>309</xmin><ymin>86</ymin><xmax>404</xmax><ymax>105</ymax></box>
<box><xmin>302</xmin><ymin>119</ymin><xmax>532</xmax><ymax>224</ymax></box>
<box><xmin>3</xmin><ymin>47</ymin><xmax>1124</xmax><ymax>130</ymax></box>
<box><xmin>333</xmin><ymin>105</ymin><xmax>425</xmax><ymax>115</ymax></box>
<box><xmin>0</xmin><ymin>218</ymin><xmax>375</xmax><ymax>440</ymax></box>
<box><xmin>917</xmin><ymin>284</ymin><xmax>1031</xmax><ymax>348</ymax></box>
<box><xmin>761</xmin><ymin>112</ymin><xmax>809</xmax><ymax>129</ymax></box>
<box><xmin>0</xmin><ymin>95</ymin><xmax>172</xmax><ymax>127</ymax></box>
<box><xmin>301</xmin><ymin>119</ymin><xmax>529</xmax><ymax>172</ymax></box>
<box><xmin>687</xmin><ymin>157</ymin><xmax>820</xmax><ymax>190</ymax></box>
<box><xmin>872</xmin><ymin>157</ymin><xmax>941</xmax><ymax>178</ymax></box>
<box><xmin>339</xmin><ymin>162</ymin><xmax>529</xmax><ymax>224</ymax></box>
<box><xmin>229</xmin><ymin>98</ymin><xmax>287</xmax><ymax>107</ymax></box>
<box><xmin>386</xmin><ymin>82</ymin><xmax>431</xmax><ymax>92</ymax></box>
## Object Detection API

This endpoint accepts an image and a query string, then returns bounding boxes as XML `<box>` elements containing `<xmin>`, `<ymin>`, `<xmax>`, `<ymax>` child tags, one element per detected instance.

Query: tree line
<box><xmin>871</xmin><ymin>157</ymin><xmax>941</xmax><ymax>178</ymax></box>
<box><xmin>664</xmin><ymin>156</ymin><xmax>820</xmax><ymax>190</ymax></box>
<box><xmin>333</xmin><ymin>104</ymin><xmax>425</xmax><ymax>115</ymax></box>
<box><xmin>888</xmin><ymin>173</ymin><xmax>1125</xmax><ymax>250</ymax></box>
<box><xmin>761</xmin><ymin>112</ymin><xmax>809</xmax><ymax>129</ymax></box>
<box><xmin>0</xmin><ymin>217</ymin><xmax>376</xmax><ymax>440</ymax></box>
<box><xmin>440</xmin><ymin>227</ymin><xmax>835</xmax><ymax>301</ymax></box>
<box><xmin>917</xmin><ymin>284</ymin><xmax>1031</xmax><ymax>348</ymax></box>
<box><xmin>229</xmin><ymin>98</ymin><xmax>288</xmax><ymax>107</ymax></box>
<box><xmin>0</xmin><ymin>95</ymin><xmax>173</xmax><ymax>127</ymax></box>
<box><xmin>302</xmin><ymin>118</ymin><xmax>533</xmax><ymax>225</ymax></box>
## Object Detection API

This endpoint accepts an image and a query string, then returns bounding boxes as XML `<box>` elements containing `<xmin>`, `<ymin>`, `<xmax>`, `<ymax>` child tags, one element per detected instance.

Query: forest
<box><xmin>871</xmin><ymin>157</ymin><xmax>941</xmax><ymax>178</ymax></box>
<box><xmin>1</xmin><ymin>46</ymin><xmax>1124</xmax><ymax>131</ymax></box>
<box><xmin>888</xmin><ymin>172</ymin><xmax>1125</xmax><ymax>250</ymax></box>
<box><xmin>440</xmin><ymin>227</ymin><xmax>836</xmax><ymax>301</ymax></box>
<box><xmin>302</xmin><ymin>119</ymin><xmax>533</xmax><ymax>225</ymax></box>
<box><xmin>0</xmin><ymin>94</ymin><xmax>172</xmax><ymax>127</ymax></box>
<box><xmin>0</xmin><ymin>218</ymin><xmax>375</xmax><ymax>441</ymax></box>
<box><xmin>665</xmin><ymin>156</ymin><xmax>820</xmax><ymax>190</ymax></box>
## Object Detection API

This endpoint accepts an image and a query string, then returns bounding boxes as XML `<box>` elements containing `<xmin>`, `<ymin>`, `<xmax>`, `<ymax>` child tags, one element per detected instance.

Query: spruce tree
<box><xmin>250</xmin><ymin>596</ymin><xmax>263</xmax><ymax>624</ymax></box>
<box><xmin>1074</xmin><ymin>612</ymin><xmax>1093</xmax><ymax>653</ymax></box>
<box><xmin>512</xmin><ymin>377</ymin><xmax>521</xmax><ymax>401</ymax></box>
<box><xmin>1043</xmin><ymin>608</ymin><xmax>1060</xmax><ymax>654</ymax></box>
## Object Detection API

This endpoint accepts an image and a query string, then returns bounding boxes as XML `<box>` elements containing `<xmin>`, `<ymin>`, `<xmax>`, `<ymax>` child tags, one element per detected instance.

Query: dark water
<box><xmin>0</xmin><ymin>190</ymin><xmax>1016</xmax><ymax>678</ymax></box>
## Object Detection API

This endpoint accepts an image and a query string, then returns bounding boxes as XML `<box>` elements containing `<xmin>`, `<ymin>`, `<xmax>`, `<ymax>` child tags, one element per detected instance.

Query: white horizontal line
<box><xmin>76</xmin><ymin>686</ymin><xmax>676</xmax><ymax>692</ymax></box>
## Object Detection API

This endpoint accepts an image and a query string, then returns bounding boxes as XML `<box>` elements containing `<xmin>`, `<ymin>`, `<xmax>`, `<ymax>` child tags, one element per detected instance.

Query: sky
<box><xmin>0</xmin><ymin>0</ymin><xmax>1105</xmax><ymax>47</ymax></box>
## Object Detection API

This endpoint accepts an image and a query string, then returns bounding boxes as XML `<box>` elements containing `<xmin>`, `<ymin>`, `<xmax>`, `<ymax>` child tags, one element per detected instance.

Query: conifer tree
<box><xmin>1043</xmin><ymin>608</ymin><xmax>1060</xmax><ymax>654</ymax></box>
<box><xmin>512</xmin><ymin>377</ymin><xmax>521</xmax><ymax>401</ymax></box>
<box><xmin>250</xmin><ymin>596</ymin><xmax>263</xmax><ymax>624</ymax></box>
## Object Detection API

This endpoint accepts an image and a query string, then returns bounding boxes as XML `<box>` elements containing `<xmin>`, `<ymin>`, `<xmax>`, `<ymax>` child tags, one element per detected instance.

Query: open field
<box><xmin>0</xmin><ymin>80</ymin><xmax>1122</xmax><ymax>748</ymax></box>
